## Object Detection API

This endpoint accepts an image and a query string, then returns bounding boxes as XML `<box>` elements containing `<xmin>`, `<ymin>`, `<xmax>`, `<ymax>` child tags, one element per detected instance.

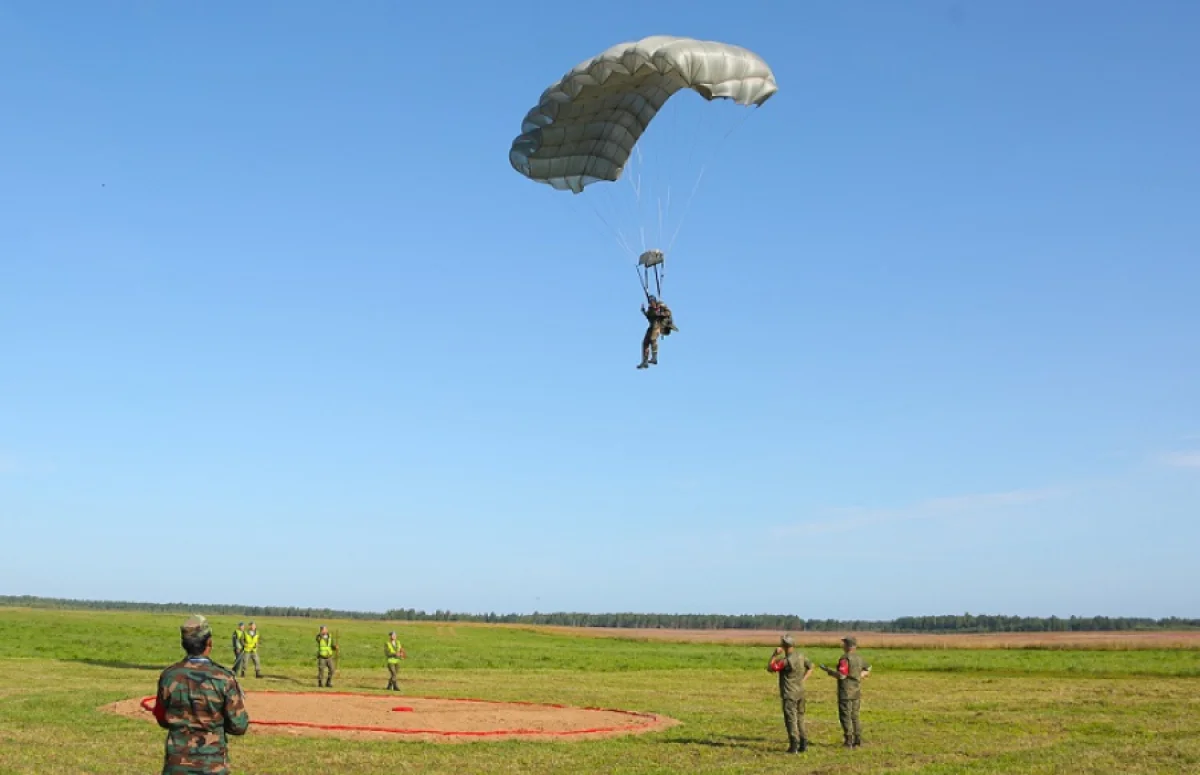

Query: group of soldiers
<box><xmin>154</xmin><ymin>615</ymin><xmax>407</xmax><ymax>774</ymax></box>
<box><xmin>225</xmin><ymin>621</ymin><xmax>406</xmax><ymax>690</ymax></box>
<box><xmin>153</xmin><ymin>615</ymin><xmax>871</xmax><ymax>774</ymax></box>
<box><xmin>768</xmin><ymin>634</ymin><xmax>871</xmax><ymax>754</ymax></box>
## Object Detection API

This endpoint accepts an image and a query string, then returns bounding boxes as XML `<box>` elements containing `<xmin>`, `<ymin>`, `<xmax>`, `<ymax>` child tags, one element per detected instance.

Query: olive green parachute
<box><xmin>509</xmin><ymin>35</ymin><xmax>778</xmax><ymax>194</ymax></box>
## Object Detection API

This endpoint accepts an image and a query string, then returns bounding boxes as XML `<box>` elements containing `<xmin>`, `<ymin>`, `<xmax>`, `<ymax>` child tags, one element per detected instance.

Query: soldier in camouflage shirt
<box><xmin>767</xmin><ymin>634</ymin><xmax>814</xmax><ymax>753</ymax></box>
<box><xmin>153</xmin><ymin>615</ymin><xmax>250</xmax><ymax>775</ymax></box>
<box><xmin>820</xmin><ymin>636</ymin><xmax>871</xmax><ymax>748</ymax></box>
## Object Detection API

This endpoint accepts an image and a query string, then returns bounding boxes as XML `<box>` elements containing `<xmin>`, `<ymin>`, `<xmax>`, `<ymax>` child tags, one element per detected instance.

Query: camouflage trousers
<box><xmin>838</xmin><ymin>698</ymin><xmax>862</xmax><ymax>740</ymax></box>
<box><xmin>641</xmin><ymin>324</ymin><xmax>662</xmax><ymax>362</ymax></box>
<box><xmin>238</xmin><ymin>652</ymin><xmax>261</xmax><ymax>677</ymax></box>
<box><xmin>317</xmin><ymin>657</ymin><xmax>335</xmax><ymax>685</ymax></box>
<box><xmin>781</xmin><ymin>696</ymin><xmax>807</xmax><ymax>745</ymax></box>
<box><xmin>162</xmin><ymin>753</ymin><xmax>231</xmax><ymax>775</ymax></box>
<box><xmin>387</xmin><ymin>662</ymin><xmax>400</xmax><ymax>690</ymax></box>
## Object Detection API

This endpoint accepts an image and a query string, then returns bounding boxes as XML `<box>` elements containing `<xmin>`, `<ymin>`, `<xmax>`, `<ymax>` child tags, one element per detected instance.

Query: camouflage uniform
<box><xmin>822</xmin><ymin>637</ymin><xmax>872</xmax><ymax>747</ymax></box>
<box><xmin>153</xmin><ymin>615</ymin><xmax>249</xmax><ymax>775</ymax></box>
<box><xmin>768</xmin><ymin>635</ymin><xmax>813</xmax><ymax>753</ymax></box>
<box><xmin>316</xmin><ymin>629</ymin><xmax>336</xmax><ymax>687</ymax></box>
<box><xmin>638</xmin><ymin>299</ymin><xmax>676</xmax><ymax>369</ymax></box>
<box><xmin>229</xmin><ymin>624</ymin><xmax>245</xmax><ymax>677</ymax></box>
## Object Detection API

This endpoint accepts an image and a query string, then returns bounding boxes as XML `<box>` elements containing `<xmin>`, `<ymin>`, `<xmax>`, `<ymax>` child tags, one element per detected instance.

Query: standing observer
<box><xmin>153</xmin><ymin>615</ymin><xmax>249</xmax><ymax>775</ymax></box>
<box><xmin>316</xmin><ymin>625</ymin><xmax>338</xmax><ymax>687</ymax></box>
<box><xmin>385</xmin><ymin>631</ymin><xmax>406</xmax><ymax>691</ymax></box>
<box><xmin>820</xmin><ymin>636</ymin><xmax>872</xmax><ymax>748</ymax></box>
<box><xmin>239</xmin><ymin>622</ymin><xmax>262</xmax><ymax>678</ymax></box>
<box><xmin>767</xmin><ymin>634</ymin><xmax>813</xmax><ymax>754</ymax></box>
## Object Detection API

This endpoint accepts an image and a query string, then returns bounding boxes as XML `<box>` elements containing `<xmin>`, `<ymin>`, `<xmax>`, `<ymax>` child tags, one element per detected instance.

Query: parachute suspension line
<box><xmin>576</xmin><ymin>193</ymin><xmax>637</xmax><ymax>260</ymax></box>
<box><xmin>666</xmin><ymin>106</ymin><xmax>758</xmax><ymax>254</ymax></box>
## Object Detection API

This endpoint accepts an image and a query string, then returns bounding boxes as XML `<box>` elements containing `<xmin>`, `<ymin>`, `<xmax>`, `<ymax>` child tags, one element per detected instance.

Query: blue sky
<box><xmin>2</xmin><ymin>1</ymin><xmax>1197</xmax><ymax>619</ymax></box>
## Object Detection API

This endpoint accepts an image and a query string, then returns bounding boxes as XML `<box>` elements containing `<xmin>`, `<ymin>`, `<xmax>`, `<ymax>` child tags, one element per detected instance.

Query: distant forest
<box><xmin>3</xmin><ymin>595</ymin><xmax>1197</xmax><ymax>633</ymax></box>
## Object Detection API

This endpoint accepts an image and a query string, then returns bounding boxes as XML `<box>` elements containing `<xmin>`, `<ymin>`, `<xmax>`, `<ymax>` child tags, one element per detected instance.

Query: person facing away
<box><xmin>767</xmin><ymin>633</ymin><xmax>814</xmax><ymax>754</ymax></box>
<box><xmin>153</xmin><ymin>614</ymin><xmax>249</xmax><ymax>775</ymax></box>
<box><xmin>638</xmin><ymin>295</ymin><xmax>678</xmax><ymax>369</ymax></box>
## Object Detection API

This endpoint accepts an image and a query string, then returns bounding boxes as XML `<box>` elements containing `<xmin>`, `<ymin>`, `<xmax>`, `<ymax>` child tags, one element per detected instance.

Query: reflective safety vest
<box><xmin>386</xmin><ymin>640</ymin><xmax>402</xmax><ymax>664</ymax></box>
<box><xmin>317</xmin><ymin>634</ymin><xmax>335</xmax><ymax>658</ymax></box>
<box><xmin>243</xmin><ymin>632</ymin><xmax>260</xmax><ymax>652</ymax></box>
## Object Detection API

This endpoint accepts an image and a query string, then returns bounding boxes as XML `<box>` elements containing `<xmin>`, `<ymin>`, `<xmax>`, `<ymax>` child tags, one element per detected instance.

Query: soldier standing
<box><xmin>316</xmin><ymin>626</ymin><xmax>337</xmax><ymax>687</ymax></box>
<box><xmin>385</xmin><ymin>631</ymin><xmax>406</xmax><ymax>691</ymax></box>
<box><xmin>820</xmin><ymin>636</ymin><xmax>872</xmax><ymax>748</ymax></box>
<box><xmin>152</xmin><ymin>614</ymin><xmax>249</xmax><ymax>775</ymax></box>
<box><xmin>239</xmin><ymin>622</ymin><xmax>262</xmax><ymax>678</ymax></box>
<box><xmin>229</xmin><ymin>623</ymin><xmax>245</xmax><ymax>677</ymax></box>
<box><xmin>767</xmin><ymin>634</ymin><xmax>813</xmax><ymax>753</ymax></box>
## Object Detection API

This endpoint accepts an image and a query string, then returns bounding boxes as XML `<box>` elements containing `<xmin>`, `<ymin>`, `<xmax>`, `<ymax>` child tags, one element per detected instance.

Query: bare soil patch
<box><xmin>524</xmin><ymin>626</ymin><xmax>1200</xmax><ymax>650</ymax></box>
<box><xmin>101</xmin><ymin>691</ymin><xmax>678</xmax><ymax>742</ymax></box>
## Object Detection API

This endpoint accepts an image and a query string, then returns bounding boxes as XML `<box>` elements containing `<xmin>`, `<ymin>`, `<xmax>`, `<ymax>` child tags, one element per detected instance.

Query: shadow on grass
<box><xmin>234</xmin><ymin>674</ymin><xmax>307</xmax><ymax>686</ymax></box>
<box><xmin>665</xmin><ymin>735</ymin><xmax>771</xmax><ymax>749</ymax></box>
<box><xmin>72</xmin><ymin>659</ymin><xmax>163</xmax><ymax>672</ymax></box>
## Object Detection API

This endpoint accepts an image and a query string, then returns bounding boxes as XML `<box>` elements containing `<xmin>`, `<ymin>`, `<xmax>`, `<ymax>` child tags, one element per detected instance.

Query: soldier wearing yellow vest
<box><xmin>316</xmin><ymin>626</ymin><xmax>338</xmax><ymax>687</ymax></box>
<box><xmin>239</xmin><ymin>622</ymin><xmax>262</xmax><ymax>678</ymax></box>
<box><xmin>385</xmin><ymin>632</ymin><xmax>406</xmax><ymax>691</ymax></box>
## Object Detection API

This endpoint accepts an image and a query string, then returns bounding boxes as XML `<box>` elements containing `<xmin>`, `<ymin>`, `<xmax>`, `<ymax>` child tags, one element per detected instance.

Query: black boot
<box><xmin>798</xmin><ymin>738</ymin><xmax>808</xmax><ymax>753</ymax></box>
<box><xmin>854</xmin><ymin>735</ymin><xmax>862</xmax><ymax>748</ymax></box>
<box><xmin>786</xmin><ymin>740</ymin><xmax>798</xmax><ymax>754</ymax></box>
<box><xmin>843</xmin><ymin>736</ymin><xmax>854</xmax><ymax>748</ymax></box>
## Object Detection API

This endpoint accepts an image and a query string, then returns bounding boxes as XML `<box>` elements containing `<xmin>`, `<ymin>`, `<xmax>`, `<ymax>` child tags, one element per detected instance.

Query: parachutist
<box><xmin>637</xmin><ymin>296</ymin><xmax>677</xmax><ymax>369</ymax></box>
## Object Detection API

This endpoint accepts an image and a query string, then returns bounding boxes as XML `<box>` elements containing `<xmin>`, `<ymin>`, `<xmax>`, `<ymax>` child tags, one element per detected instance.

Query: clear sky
<box><xmin>2</xmin><ymin>1</ymin><xmax>1198</xmax><ymax>619</ymax></box>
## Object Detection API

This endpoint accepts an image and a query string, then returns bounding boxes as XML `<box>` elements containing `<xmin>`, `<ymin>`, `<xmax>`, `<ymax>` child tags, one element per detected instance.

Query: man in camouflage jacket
<box><xmin>153</xmin><ymin>615</ymin><xmax>250</xmax><ymax>774</ymax></box>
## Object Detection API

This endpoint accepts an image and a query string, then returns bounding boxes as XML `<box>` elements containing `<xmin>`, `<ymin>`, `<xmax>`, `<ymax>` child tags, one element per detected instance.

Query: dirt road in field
<box><xmin>521</xmin><ymin>626</ymin><xmax>1200</xmax><ymax>649</ymax></box>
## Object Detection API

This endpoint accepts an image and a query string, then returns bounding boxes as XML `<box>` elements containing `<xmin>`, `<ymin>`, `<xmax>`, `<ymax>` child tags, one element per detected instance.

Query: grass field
<box><xmin>1</xmin><ymin>607</ymin><xmax>1198</xmax><ymax>774</ymax></box>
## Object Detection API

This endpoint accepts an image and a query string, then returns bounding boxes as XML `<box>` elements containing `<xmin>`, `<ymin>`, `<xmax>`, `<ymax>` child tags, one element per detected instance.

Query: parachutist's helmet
<box><xmin>648</xmin><ymin>295</ymin><xmax>657</xmax><ymax>304</ymax></box>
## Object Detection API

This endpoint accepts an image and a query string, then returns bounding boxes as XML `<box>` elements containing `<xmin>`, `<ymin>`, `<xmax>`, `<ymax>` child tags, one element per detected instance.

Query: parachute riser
<box><xmin>637</xmin><ymin>249</ymin><xmax>666</xmax><ymax>300</ymax></box>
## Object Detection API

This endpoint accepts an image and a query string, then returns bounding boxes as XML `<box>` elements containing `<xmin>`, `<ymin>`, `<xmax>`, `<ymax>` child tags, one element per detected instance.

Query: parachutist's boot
<box><xmin>637</xmin><ymin>359</ymin><xmax>648</xmax><ymax>369</ymax></box>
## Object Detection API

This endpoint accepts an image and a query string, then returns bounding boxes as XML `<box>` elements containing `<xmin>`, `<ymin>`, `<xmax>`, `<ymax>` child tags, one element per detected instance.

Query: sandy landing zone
<box><xmin>102</xmin><ymin>691</ymin><xmax>679</xmax><ymax>742</ymax></box>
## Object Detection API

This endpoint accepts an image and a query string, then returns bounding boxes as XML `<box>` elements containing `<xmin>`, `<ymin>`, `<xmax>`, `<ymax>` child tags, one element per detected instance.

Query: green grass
<box><xmin>1</xmin><ymin>607</ymin><xmax>1198</xmax><ymax>773</ymax></box>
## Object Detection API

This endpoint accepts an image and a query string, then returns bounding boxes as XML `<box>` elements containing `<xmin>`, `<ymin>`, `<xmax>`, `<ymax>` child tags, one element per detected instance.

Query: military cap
<box><xmin>181</xmin><ymin>614</ymin><xmax>211</xmax><ymax>638</ymax></box>
<box><xmin>842</xmin><ymin>636</ymin><xmax>857</xmax><ymax>647</ymax></box>
<box><xmin>780</xmin><ymin>634</ymin><xmax>795</xmax><ymax>646</ymax></box>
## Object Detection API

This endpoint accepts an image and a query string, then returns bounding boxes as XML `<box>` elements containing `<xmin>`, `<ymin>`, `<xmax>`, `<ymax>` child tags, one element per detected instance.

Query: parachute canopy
<box><xmin>509</xmin><ymin>35</ymin><xmax>778</xmax><ymax>194</ymax></box>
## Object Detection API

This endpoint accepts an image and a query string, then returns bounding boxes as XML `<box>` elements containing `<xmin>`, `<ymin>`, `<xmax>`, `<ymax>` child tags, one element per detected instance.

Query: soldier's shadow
<box><xmin>665</xmin><ymin>735</ymin><xmax>770</xmax><ymax>749</ymax></box>
<box><xmin>239</xmin><ymin>674</ymin><xmax>306</xmax><ymax>686</ymax></box>
<box><xmin>71</xmin><ymin>659</ymin><xmax>162</xmax><ymax>671</ymax></box>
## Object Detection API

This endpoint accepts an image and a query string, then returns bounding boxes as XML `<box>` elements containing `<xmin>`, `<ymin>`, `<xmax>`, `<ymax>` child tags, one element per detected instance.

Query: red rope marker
<box><xmin>137</xmin><ymin>691</ymin><xmax>664</xmax><ymax>738</ymax></box>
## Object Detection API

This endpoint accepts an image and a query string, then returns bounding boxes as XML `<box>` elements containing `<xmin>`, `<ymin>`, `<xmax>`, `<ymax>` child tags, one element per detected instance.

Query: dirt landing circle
<box><xmin>102</xmin><ymin>691</ymin><xmax>679</xmax><ymax>742</ymax></box>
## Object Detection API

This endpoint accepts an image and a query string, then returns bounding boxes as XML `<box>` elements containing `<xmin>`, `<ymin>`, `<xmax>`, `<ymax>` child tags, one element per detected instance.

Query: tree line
<box><xmin>2</xmin><ymin>595</ymin><xmax>1196</xmax><ymax>632</ymax></box>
